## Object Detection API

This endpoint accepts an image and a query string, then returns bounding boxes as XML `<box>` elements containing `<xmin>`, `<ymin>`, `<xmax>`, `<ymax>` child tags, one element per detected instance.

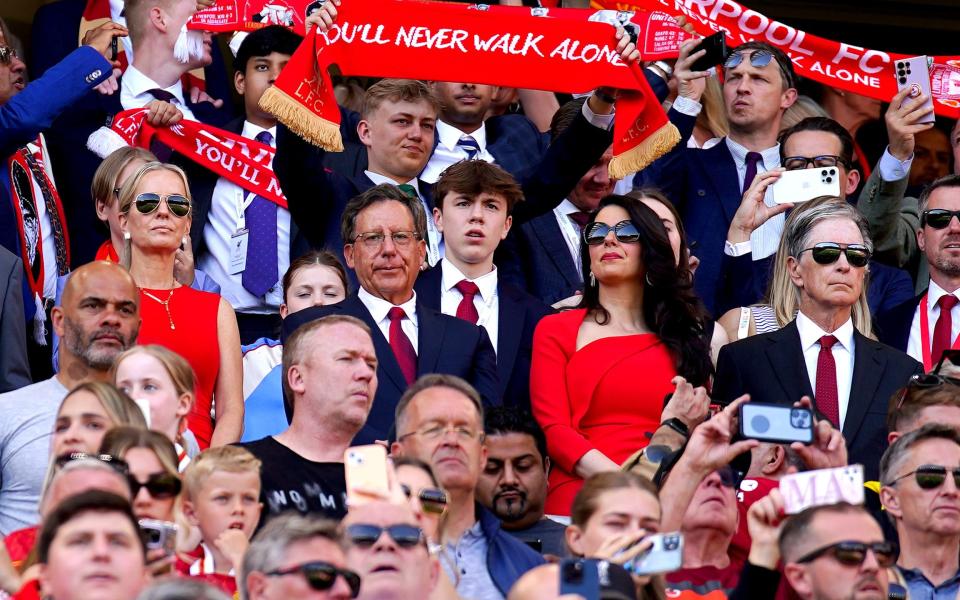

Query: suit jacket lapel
<box><xmin>495</xmin><ymin>286</ymin><xmax>523</xmax><ymax>395</ymax></box>
<box><xmin>701</xmin><ymin>143</ymin><xmax>742</xmax><ymax>223</ymax></box>
<box><xmin>764</xmin><ymin>322</ymin><xmax>815</xmax><ymax>403</ymax></box>
<box><xmin>530</xmin><ymin>217</ymin><xmax>580</xmax><ymax>289</ymax></box>
<box><xmin>843</xmin><ymin>332</ymin><xmax>884</xmax><ymax>440</ymax></box>
<box><xmin>416</xmin><ymin>303</ymin><xmax>445</xmax><ymax>375</ymax></box>
<box><xmin>345</xmin><ymin>295</ymin><xmax>408</xmax><ymax>392</ymax></box>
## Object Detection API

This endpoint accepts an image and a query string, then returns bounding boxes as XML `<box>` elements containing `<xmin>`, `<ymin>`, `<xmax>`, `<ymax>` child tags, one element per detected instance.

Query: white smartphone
<box><xmin>344</xmin><ymin>445</ymin><xmax>389</xmax><ymax>507</ymax></box>
<box><xmin>780</xmin><ymin>464</ymin><xmax>865</xmax><ymax>515</ymax></box>
<box><xmin>895</xmin><ymin>56</ymin><xmax>936</xmax><ymax>124</ymax></box>
<box><xmin>622</xmin><ymin>532</ymin><xmax>684</xmax><ymax>576</ymax></box>
<box><xmin>771</xmin><ymin>166</ymin><xmax>841</xmax><ymax>204</ymax></box>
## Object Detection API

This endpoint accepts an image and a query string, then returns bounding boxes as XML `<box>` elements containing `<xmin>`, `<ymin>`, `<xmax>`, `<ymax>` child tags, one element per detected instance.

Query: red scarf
<box><xmin>592</xmin><ymin>0</ymin><xmax>960</xmax><ymax>119</ymax></box>
<box><xmin>87</xmin><ymin>108</ymin><xmax>287</xmax><ymax>208</ymax></box>
<box><xmin>251</xmin><ymin>0</ymin><xmax>685</xmax><ymax>178</ymax></box>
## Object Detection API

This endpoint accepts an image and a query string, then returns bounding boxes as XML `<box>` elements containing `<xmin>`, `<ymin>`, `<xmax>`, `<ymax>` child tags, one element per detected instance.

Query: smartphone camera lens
<box><xmin>790</xmin><ymin>409</ymin><xmax>810</xmax><ymax>428</ymax></box>
<box><xmin>821</xmin><ymin>170</ymin><xmax>828</xmax><ymax>176</ymax></box>
<box><xmin>664</xmin><ymin>535</ymin><xmax>680</xmax><ymax>551</ymax></box>
<box><xmin>751</xmin><ymin>415</ymin><xmax>770</xmax><ymax>434</ymax></box>
<box><xmin>899</xmin><ymin>77</ymin><xmax>907</xmax><ymax>84</ymax></box>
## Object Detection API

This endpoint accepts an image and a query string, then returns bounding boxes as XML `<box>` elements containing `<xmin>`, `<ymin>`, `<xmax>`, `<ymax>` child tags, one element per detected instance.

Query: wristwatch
<box><xmin>660</xmin><ymin>417</ymin><xmax>689</xmax><ymax>438</ymax></box>
<box><xmin>654</xmin><ymin>60</ymin><xmax>674</xmax><ymax>78</ymax></box>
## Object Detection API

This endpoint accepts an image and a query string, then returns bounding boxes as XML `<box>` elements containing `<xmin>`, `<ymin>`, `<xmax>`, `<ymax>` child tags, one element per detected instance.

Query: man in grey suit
<box><xmin>0</xmin><ymin>245</ymin><xmax>29</xmax><ymax>392</ymax></box>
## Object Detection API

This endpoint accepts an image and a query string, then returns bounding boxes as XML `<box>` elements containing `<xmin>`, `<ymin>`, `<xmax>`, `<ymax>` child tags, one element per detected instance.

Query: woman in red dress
<box><xmin>531</xmin><ymin>194</ymin><xmax>712</xmax><ymax>516</ymax></box>
<box><xmin>118</xmin><ymin>162</ymin><xmax>243</xmax><ymax>448</ymax></box>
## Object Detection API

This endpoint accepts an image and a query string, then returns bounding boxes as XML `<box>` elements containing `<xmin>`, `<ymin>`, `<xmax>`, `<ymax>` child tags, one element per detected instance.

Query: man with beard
<box><xmin>879</xmin><ymin>424</ymin><xmax>960</xmax><ymax>598</ymax></box>
<box><xmin>877</xmin><ymin>175</ymin><xmax>960</xmax><ymax>368</ymax></box>
<box><xmin>476</xmin><ymin>407</ymin><xmax>567</xmax><ymax>557</ymax></box>
<box><xmin>0</xmin><ymin>261</ymin><xmax>139</xmax><ymax>534</ymax></box>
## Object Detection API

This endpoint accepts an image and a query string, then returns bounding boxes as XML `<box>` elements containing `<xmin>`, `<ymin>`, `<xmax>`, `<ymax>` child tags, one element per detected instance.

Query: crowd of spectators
<box><xmin>1</xmin><ymin>0</ymin><xmax>959</xmax><ymax>598</ymax></box>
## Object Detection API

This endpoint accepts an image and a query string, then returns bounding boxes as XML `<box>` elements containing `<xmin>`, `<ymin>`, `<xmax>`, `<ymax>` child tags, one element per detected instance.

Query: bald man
<box><xmin>0</xmin><ymin>261</ymin><xmax>140</xmax><ymax>534</ymax></box>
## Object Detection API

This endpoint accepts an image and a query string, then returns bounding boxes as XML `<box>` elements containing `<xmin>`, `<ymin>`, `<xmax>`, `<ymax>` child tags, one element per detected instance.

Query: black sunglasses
<box><xmin>797</xmin><ymin>242</ymin><xmax>871</xmax><ymax>268</ymax></box>
<box><xmin>127</xmin><ymin>472</ymin><xmax>182</xmax><ymax>499</ymax></box>
<box><xmin>345</xmin><ymin>523</ymin><xmax>424</xmax><ymax>549</ymax></box>
<box><xmin>889</xmin><ymin>464</ymin><xmax>960</xmax><ymax>490</ymax></box>
<box><xmin>783</xmin><ymin>155</ymin><xmax>850</xmax><ymax>170</ymax></box>
<box><xmin>133</xmin><ymin>193</ymin><xmax>191</xmax><ymax>218</ymax></box>
<box><xmin>400</xmin><ymin>484</ymin><xmax>447</xmax><ymax>514</ymax></box>
<box><xmin>56</xmin><ymin>452</ymin><xmax>129</xmax><ymax>474</ymax></box>
<box><xmin>584</xmin><ymin>220</ymin><xmax>640</xmax><ymax>246</ymax></box>
<box><xmin>717</xmin><ymin>465</ymin><xmax>744</xmax><ymax>490</ymax></box>
<box><xmin>797</xmin><ymin>541</ymin><xmax>899</xmax><ymax>568</ymax></box>
<box><xmin>921</xmin><ymin>209</ymin><xmax>960</xmax><ymax>230</ymax></box>
<box><xmin>895</xmin><ymin>372</ymin><xmax>960</xmax><ymax>410</ymax></box>
<box><xmin>0</xmin><ymin>46</ymin><xmax>18</xmax><ymax>65</ymax></box>
<box><xmin>266</xmin><ymin>561</ymin><xmax>361</xmax><ymax>597</ymax></box>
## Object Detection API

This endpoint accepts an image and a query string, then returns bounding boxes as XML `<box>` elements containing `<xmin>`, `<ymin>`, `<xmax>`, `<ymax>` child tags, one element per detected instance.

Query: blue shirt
<box><xmin>900</xmin><ymin>565</ymin><xmax>960</xmax><ymax>600</ymax></box>
<box><xmin>444</xmin><ymin>520</ymin><xmax>505</xmax><ymax>600</ymax></box>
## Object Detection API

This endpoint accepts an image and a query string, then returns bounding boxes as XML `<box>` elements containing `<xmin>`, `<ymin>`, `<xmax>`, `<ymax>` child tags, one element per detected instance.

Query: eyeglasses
<box><xmin>921</xmin><ymin>209</ymin><xmax>960</xmax><ymax>230</ymax></box>
<box><xmin>55</xmin><ymin>452</ymin><xmax>129</xmax><ymax>474</ymax></box>
<box><xmin>0</xmin><ymin>46</ymin><xmax>18</xmax><ymax>65</ymax></box>
<box><xmin>398</xmin><ymin>423</ymin><xmax>482</xmax><ymax>442</ymax></box>
<box><xmin>345</xmin><ymin>523</ymin><xmax>424</xmax><ymax>548</ymax></box>
<box><xmin>265</xmin><ymin>561</ymin><xmax>361</xmax><ymax>597</ymax></box>
<box><xmin>797</xmin><ymin>242</ymin><xmax>871</xmax><ymax>268</ymax></box>
<box><xmin>796</xmin><ymin>541</ymin><xmax>899</xmax><ymax>568</ymax></box>
<box><xmin>352</xmin><ymin>231</ymin><xmax>421</xmax><ymax>250</ymax></box>
<box><xmin>127</xmin><ymin>472</ymin><xmax>182</xmax><ymax>499</ymax></box>
<box><xmin>895</xmin><ymin>372</ymin><xmax>960</xmax><ymax>411</ymax></box>
<box><xmin>132</xmin><ymin>193</ymin><xmax>191</xmax><ymax>218</ymax></box>
<box><xmin>400</xmin><ymin>484</ymin><xmax>448</xmax><ymax>514</ymax></box>
<box><xmin>783</xmin><ymin>155</ymin><xmax>849</xmax><ymax>170</ymax></box>
<box><xmin>584</xmin><ymin>220</ymin><xmax>641</xmax><ymax>246</ymax></box>
<box><xmin>717</xmin><ymin>465</ymin><xmax>744</xmax><ymax>490</ymax></box>
<box><xmin>889</xmin><ymin>464</ymin><xmax>960</xmax><ymax>490</ymax></box>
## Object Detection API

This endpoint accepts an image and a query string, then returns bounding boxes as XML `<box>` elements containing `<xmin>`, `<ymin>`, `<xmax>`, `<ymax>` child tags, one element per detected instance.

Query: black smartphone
<box><xmin>739</xmin><ymin>402</ymin><xmax>814</xmax><ymax>444</ymax></box>
<box><xmin>559</xmin><ymin>559</ymin><xmax>599</xmax><ymax>600</ymax></box>
<box><xmin>689</xmin><ymin>32</ymin><xmax>727</xmax><ymax>72</ymax></box>
<box><xmin>523</xmin><ymin>539</ymin><xmax>543</xmax><ymax>553</ymax></box>
<box><xmin>110</xmin><ymin>35</ymin><xmax>119</xmax><ymax>62</ymax></box>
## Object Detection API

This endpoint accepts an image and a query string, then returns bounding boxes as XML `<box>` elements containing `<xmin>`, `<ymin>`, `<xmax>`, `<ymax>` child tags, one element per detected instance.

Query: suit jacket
<box><xmin>875</xmin><ymin>294</ymin><xmax>922</xmax><ymax>353</ymax></box>
<box><xmin>413</xmin><ymin>261</ymin><xmax>553</xmax><ymax>409</ymax></box>
<box><xmin>712</xmin><ymin>320</ymin><xmax>922</xmax><ymax>480</ymax></box>
<box><xmin>496</xmin><ymin>210</ymin><xmax>581</xmax><ymax>306</ymax></box>
<box><xmin>0</xmin><ymin>247</ymin><xmax>30</xmax><ymax>393</ymax></box>
<box><xmin>281</xmin><ymin>293</ymin><xmax>500</xmax><ymax>443</ymax></box>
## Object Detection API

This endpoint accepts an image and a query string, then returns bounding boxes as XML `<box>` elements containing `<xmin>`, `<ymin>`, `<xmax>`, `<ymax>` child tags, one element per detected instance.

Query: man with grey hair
<box><xmin>241</xmin><ymin>514</ymin><xmax>358</xmax><ymax>600</ymax></box>
<box><xmin>879</xmin><ymin>423</ymin><xmax>960</xmax><ymax>598</ymax></box>
<box><xmin>714</xmin><ymin>198</ymin><xmax>921</xmax><ymax>479</ymax></box>
<box><xmin>282</xmin><ymin>184</ymin><xmax>498</xmax><ymax>445</ymax></box>
<box><xmin>242</xmin><ymin>314</ymin><xmax>376</xmax><ymax>523</ymax></box>
<box><xmin>392</xmin><ymin>374</ymin><xmax>542</xmax><ymax>600</ymax></box>
<box><xmin>137</xmin><ymin>578</ymin><xmax>231</xmax><ymax>600</ymax></box>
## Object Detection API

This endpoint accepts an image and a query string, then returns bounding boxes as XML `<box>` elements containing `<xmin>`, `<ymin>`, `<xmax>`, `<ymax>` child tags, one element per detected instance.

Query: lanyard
<box><xmin>918</xmin><ymin>291</ymin><xmax>960</xmax><ymax>372</ymax></box>
<box><xmin>234</xmin><ymin>189</ymin><xmax>258</xmax><ymax>231</ymax></box>
<box><xmin>474</xmin><ymin>286</ymin><xmax>498</xmax><ymax>330</ymax></box>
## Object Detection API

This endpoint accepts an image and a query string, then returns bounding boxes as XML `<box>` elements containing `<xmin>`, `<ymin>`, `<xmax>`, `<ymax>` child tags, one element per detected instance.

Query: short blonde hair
<box><xmin>181</xmin><ymin>446</ymin><xmax>262</xmax><ymax>502</ymax></box>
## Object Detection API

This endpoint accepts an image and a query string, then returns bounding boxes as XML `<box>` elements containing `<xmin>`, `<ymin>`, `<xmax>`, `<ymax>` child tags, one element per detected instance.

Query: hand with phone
<box><xmin>681</xmin><ymin>394</ymin><xmax>759</xmax><ymax>479</ymax></box>
<box><xmin>745</xmin><ymin>488</ymin><xmax>785</xmax><ymax>569</ymax></box>
<box><xmin>727</xmin><ymin>169</ymin><xmax>792</xmax><ymax>245</ymax></box>
<box><xmin>885</xmin><ymin>85</ymin><xmax>936</xmax><ymax>162</ymax></box>
<box><xmin>592</xmin><ymin>529</ymin><xmax>653</xmax><ymax>569</ymax></box>
<box><xmin>81</xmin><ymin>21</ymin><xmax>128</xmax><ymax>66</ymax></box>
<box><xmin>787</xmin><ymin>396</ymin><xmax>848</xmax><ymax>471</ymax></box>
<box><xmin>173</xmin><ymin>232</ymin><xmax>196</xmax><ymax>287</ymax></box>
<box><xmin>672</xmin><ymin>37</ymin><xmax>712</xmax><ymax>103</ymax></box>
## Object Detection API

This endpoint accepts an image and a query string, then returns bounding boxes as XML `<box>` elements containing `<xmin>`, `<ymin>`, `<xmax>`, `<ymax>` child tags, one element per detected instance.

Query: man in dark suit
<box><xmin>414</xmin><ymin>161</ymin><xmax>552</xmax><ymax>410</ymax></box>
<box><xmin>181</xmin><ymin>26</ymin><xmax>308</xmax><ymax>343</ymax></box>
<box><xmin>877</xmin><ymin>176</ymin><xmax>960</xmax><ymax>371</ymax></box>
<box><xmin>713</xmin><ymin>200</ymin><xmax>921</xmax><ymax>480</ymax></box>
<box><xmin>282</xmin><ymin>184</ymin><xmax>499</xmax><ymax>444</ymax></box>
<box><xmin>0</xmin><ymin>246</ymin><xmax>30</xmax><ymax>392</ymax></box>
<box><xmin>637</xmin><ymin>39</ymin><xmax>799</xmax><ymax>314</ymax></box>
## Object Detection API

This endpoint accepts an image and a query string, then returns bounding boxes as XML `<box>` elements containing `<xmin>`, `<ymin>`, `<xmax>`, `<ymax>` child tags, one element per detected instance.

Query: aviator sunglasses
<box><xmin>400</xmin><ymin>484</ymin><xmax>448</xmax><ymax>514</ymax></box>
<box><xmin>265</xmin><ymin>561</ymin><xmax>361</xmax><ymax>597</ymax></box>
<box><xmin>796</xmin><ymin>541</ymin><xmax>899</xmax><ymax>568</ymax></box>
<box><xmin>583</xmin><ymin>220</ymin><xmax>641</xmax><ymax>246</ymax></box>
<box><xmin>133</xmin><ymin>193</ymin><xmax>191</xmax><ymax>218</ymax></box>
<box><xmin>796</xmin><ymin>242</ymin><xmax>871</xmax><ymax>268</ymax></box>
<box><xmin>888</xmin><ymin>464</ymin><xmax>960</xmax><ymax>490</ymax></box>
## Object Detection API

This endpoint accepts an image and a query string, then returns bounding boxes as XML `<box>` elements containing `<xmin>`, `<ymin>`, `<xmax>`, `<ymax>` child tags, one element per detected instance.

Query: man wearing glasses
<box><xmin>780</xmin><ymin>503</ymin><xmax>895</xmax><ymax>600</ymax></box>
<box><xmin>878</xmin><ymin>423</ymin><xmax>960</xmax><ymax>599</ymax></box>
<box><xmin>281</xmin><ymin>185</ymin><xmax>498</xmax><ymax>445</ymax></box>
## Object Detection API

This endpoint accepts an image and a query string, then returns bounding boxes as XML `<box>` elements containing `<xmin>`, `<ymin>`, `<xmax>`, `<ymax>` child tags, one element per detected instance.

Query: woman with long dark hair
<box><xmin>530</xmin><ymin>194</ymin><xmax>712</xmax><ymax>515</ymax></box>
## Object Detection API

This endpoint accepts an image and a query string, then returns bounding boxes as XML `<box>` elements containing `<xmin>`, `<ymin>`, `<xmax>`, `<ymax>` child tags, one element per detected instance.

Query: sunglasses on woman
<box><xmin>400</xmin><ymin>484</ymin><xmax>447</xmax><ymax>514</ymax></box>
<box><xmin>345</xmin><ymin>523</ymin><xmax>424</xmax><ymax>548</ymax></box>
<box><xmin>583</xmin><ymin>220</ymin><xmax>640</xmax><ymax>246</ymax></box>
<box><xmin>796</xmin><ymin>541</ymin><xmax>898</xmax><ymax>568</ymax></box>
<box><xmin>265</xmin><ymin>561</ymin><xmax>361</xmax><ymax>597</ymax></box>
<box><xmin>921</xmin><ymin>209</ymin><xmax>960</xmax><ymax>230</ymax></box>
<box><xmin>133</xmin><ymin>193</ymin><xmax>191</xmax><ymax>218</ymax></box>
<box><xmin>797</xmin><ymin>242</ymin><xmax>871</xmax><ymax>268</ymax></box>
<box><xmin>888</xmin><ymin>464</ymin><xmax>960</xmax><ymax>490</ymax></box>
<box><xmin>55</xmin><ymin>452</ymin><xmax>129</xmax><ymax>474</ymax></box>
<box><xmin>127</xmin><ymin>472</ymin><xmax>182</xmax><ymax>499</ymax></box>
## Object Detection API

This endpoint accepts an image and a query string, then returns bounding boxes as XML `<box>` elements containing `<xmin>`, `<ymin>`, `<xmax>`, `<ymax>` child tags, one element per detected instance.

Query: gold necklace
<box><xmin>141</xmin><ymin>288</ymin><xmax>176</xmax><ymax>330</ymax></box>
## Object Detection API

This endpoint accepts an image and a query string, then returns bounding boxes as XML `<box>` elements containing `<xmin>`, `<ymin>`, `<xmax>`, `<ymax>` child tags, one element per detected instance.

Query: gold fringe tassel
<box><xmin>608</xmin><ymin>122</ymin><xmax>681</xmax><ymax>180</ymax></box>
<box><xmin>259</xmin><ymin>86</ymin><xmax>344</xmax><ymax>152</ymax></box>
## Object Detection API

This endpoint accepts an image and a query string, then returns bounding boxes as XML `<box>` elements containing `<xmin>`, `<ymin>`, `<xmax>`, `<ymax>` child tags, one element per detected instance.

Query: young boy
<box><xmin>178</xmin><ymin>445</ymin><xmax>263</xmax><ymax>595</ymax></box>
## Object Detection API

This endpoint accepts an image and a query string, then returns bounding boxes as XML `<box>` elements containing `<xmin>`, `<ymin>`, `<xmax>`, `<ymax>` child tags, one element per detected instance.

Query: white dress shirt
<box><xmin>120</xmin><ymin>65</ymin><xmax>197</xmax><ymax>121</ymax></box>
<box><xmin>358</xmin><ymin>287</ymin><xmax>419</xmax><ymax>354</ymax></box>
<box><xmin>419</xmin><ymin>120</ymin><xmax>496</xmax><ymax>184</ymax></box>
<box><xmin>363</xmin><ymin>171</ymin><xmax>442</xmax><ymax>266</ymax></box>
<box><xmin>796</xmin><ymin>311</ymin><xmax>856</xmax><ymax>430</ymax></box>
<box><xmin>552</xmin><ymin>199</ymin><xmax>586</xmax><ymax>280</ymax></box>
<box><xmin>198</xmin><ymin>122</ymin><xmax>290</xmax><ymax>312</ymax></box>
<box><xmin>726</xmin><ymin>138</ymin><xmax>783</xmax><ymax>260</ymax></box>
<box><xmin>440</xmin><ymin>260</ymin><xmax>499</xmax><ymax>353</ymax></box>
<box><xmin>906</xmin><ymin>279</ymin><xmax>960</xmax><ymax>364</ymax></box>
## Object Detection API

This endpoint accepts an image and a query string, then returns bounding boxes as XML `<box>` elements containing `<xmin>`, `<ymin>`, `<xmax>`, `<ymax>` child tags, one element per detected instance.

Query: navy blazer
<box><xmin>875</xmin><ymin>294</ymin><xmax>923</xmax><ymax>353</ymax></box>
<box><xmin>496</xmin><ymin>210</ymin><xmax>581</xmax><ymax>306</ymax></box>
<box><xmin>281</xmin><ymin>293</ymin><xmax>500</xmax><ymax>444</ymax></box>
<box><xmin>413</xmin><ymin>261</ymin><xmax>553</xmax><ymax>410</ymax></box>
<box><xmin>0</xmin><ymin>247</ymin><xmax>30</xmax><ymax>392</ymax></box>
<box><xmin>713</xmin><ymin>320</ymin><xmax>922</xmax><ymax>480</ymax></box>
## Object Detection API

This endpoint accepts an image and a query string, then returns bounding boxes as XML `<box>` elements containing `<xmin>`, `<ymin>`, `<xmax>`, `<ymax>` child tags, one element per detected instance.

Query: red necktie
<box><xmin>388</xmin><ymin>307</ymin><xmax>417</xmax><ymax>385</ymax></box>
<box><xmin>815</xmin><ymin>335</ymin><xmax>840</xmax><ymax>427</ymax></box>
<box><xmin>933</xmin><ymin>295</ymin><xmax>959</xmax><ymax>366</ymax></box>
<box><xmin>455</xmin><ymin>280</ymin><xmax>480</xmax><ymax>324</ymax></box>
